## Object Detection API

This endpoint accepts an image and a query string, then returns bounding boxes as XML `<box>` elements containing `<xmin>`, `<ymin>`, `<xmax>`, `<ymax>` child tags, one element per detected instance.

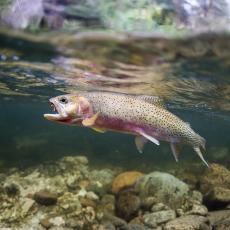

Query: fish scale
<box><xmin>44</xmin><ymin>91</ymin><xmax>209</xmax><ymax>167</ymax></box>
<box><xmin>82</xmin><ymin>92</ymin><xmax>192</xmax><ymax>139</ymax></box>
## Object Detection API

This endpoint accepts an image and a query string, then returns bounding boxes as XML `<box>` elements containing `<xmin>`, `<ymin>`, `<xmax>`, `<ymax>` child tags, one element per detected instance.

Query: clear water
<box><xmin>0</xmin><ymin>29</ymin><xmax>229</xmax><ymax>172</ymax></box>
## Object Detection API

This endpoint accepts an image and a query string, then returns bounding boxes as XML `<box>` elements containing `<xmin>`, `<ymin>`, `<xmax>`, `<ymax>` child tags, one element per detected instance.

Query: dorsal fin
<box><xmin>135</xmin><ymin>95</ymin><xmax>165</xmax><ymax>108</ymax></box>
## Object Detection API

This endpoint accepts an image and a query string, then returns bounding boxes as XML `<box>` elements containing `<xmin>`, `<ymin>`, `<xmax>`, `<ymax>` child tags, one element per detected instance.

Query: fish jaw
<box><xmin>44</xmin><ymin>98</ymin><xmax>68</xmax><ymax>121</ymax></box>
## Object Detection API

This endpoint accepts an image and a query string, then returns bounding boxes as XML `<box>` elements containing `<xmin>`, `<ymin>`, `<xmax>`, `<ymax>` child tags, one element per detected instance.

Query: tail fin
<box><xmin>193</xmin><ymin>146</ymin><xmax>209</xmax><ymax>168</ymax></box>
<box><xmin>193</xmin><ymin>134</ymin><xmax>209</xmax><ymax>167</ymax></box>
<box><xmin>200</xmin><ymin>136</ymin><xmax>206</xmax><ymax>151</ymax></box>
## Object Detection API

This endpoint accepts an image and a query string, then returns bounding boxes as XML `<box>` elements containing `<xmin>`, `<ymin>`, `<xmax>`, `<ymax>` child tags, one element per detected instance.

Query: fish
<box><xmin>44</xmin><ymin>91</ymin><xmax>209</xmax><ymax>167</ymax></box>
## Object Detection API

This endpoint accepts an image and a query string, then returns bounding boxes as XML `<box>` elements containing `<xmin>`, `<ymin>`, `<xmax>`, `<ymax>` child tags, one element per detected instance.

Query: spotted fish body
<box><xmin>44</xmin><ymin>91</ymin><xmax>208</xmax><ymax>166</ymax></box>
<box><xmin>81</xmin><ymin>92</ymin><xmax>201</xmax><ymax>143</ymax></box>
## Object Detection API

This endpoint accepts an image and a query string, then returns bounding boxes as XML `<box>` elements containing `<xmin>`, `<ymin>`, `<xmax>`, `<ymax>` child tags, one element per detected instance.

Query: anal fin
<box><xmin>135</xmin><ymin>136</ymin><xmax>148</xmax><ymax>153</ymax></box>
<box><xmin>170</xmin><ymin>142</ymin><xmax>180</xmax><ymax>162</ymax></box>
<box><xmin>138</xmin><ymin>130</ymin><xmax>160</xmax><ymax>146</ymax></box>
<box><xmin>194</xmin><ymin>147</ymin><xmax>209</xmax><ymax>168</ymax></box>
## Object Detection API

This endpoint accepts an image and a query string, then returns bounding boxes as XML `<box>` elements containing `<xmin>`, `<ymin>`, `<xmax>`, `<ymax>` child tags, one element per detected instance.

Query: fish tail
<box><xmin>193</xmin><ymin>134</ymin><xmax>209</xmax><ymax>167</ymax></box>
<box><xmin>200</xmin><ymin>136</ymin><xmax>206</xmax><ymax>151</ymax></box>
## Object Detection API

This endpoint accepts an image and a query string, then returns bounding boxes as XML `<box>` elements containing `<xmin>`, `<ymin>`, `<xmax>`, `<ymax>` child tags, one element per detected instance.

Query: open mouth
<box><xmin>44</xmin><ymin>102</ymin><xmax>64</xmax><ymax>121</ymax></box>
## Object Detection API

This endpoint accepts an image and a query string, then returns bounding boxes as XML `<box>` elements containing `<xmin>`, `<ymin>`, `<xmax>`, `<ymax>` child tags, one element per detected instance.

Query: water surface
<box><xmin>0</xmin><ymin>29</ymin><xmax>229</xmax><ymax>171</ymax></box>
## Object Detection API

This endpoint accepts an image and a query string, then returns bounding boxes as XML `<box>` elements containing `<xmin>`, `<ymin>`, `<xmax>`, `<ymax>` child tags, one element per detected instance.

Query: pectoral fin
<box><xmin>138</xmin><ymin>130</ymin><xmax>160</xmax><ymax>146</ymax></box>
<box><xmin>92</xmin><ymin>127</ymin><xmax>107</xmax><ymax>133</ymax></box>
<box><xmin>82</xmin><ymin>112</ymin><xmax>99</xmax><ymax>127</ymax></box>
<box><xmin>170</xmin><ymin>143</ymin><xmax>181</xmax><ymax>162</ymax></box>
<box><xmin>135</xmin><ymin>136</ymin><xmax>148</xmax><ymax>153</ymax></box>
<box><xmin>194</xmin><ymin>147</ymin><xmax>209</xmax><ymax>168</ymax></box>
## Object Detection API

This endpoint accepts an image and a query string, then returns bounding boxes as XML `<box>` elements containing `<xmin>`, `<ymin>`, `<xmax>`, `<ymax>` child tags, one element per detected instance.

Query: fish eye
<box><xmin>59</xmin><ymin>97</ymin><xmax>68</xmax><ymax>104</ymax></box>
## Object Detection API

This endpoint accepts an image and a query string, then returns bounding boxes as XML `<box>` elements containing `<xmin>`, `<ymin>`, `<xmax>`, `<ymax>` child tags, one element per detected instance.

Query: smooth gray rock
<box><xmin>164</xmin><ymin>215</ymin><xmax>210</xmax><ymax>230</ymax></box>
<box><xmin>135</xmin><ymin>172</ymin><xmax>189</xmax><ymax>209</ymax></box>
<box><xmin>208</xmin><ymin>210</ymin><xmax>230</xmax><ymax>226</ymax></box>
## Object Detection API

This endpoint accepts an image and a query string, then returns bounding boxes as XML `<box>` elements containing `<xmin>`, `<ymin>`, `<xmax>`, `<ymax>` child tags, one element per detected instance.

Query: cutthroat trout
<box><xmin>44</xmin><ymin>91</ymin><xmax>209</xmax><ymax>167</ymax></box>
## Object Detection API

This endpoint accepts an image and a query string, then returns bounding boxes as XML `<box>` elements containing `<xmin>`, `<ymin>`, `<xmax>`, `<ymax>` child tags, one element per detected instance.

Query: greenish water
<box><xmin>0</xmin><ymin>30</ymin><xmax>229</xmax><ymax>171</ymax></box>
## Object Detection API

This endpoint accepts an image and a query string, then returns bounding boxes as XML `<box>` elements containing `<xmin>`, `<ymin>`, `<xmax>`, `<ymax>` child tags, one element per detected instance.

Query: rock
<box><xmin>86</xmin><ymin>191</ymin><xmax>99</xmax><ymax>200</ymax></box>
<box><xmin>93</xmin><ymin>223</ymin><xmax>116</xmax><ymax>230</ymax></box>
<box><xmin>102</xmin><ymin>213</ymin><xmax>127</xmax><ymax>227</ymax></box>
<box><xmin>58</xmin><ymin>192</ymin><xmax>81</xmax><ymax>213</ymax></box>
<box><xmin>212</xmin><ymin>219</ymin><xmax>230</xmax><ymax>230</ymax></box>
<box><xmin>111</xmin><ymin>171</ymin><xmax>144</xmax><ymax>194</ymax></box>
<box><xmin>199</xmin><ymin>164</ymin><xmax>230</xmax><ymax>208</ymax></box>
<box><xmin>3</xmin><ymin>182</ymin><xmax>20</xmax><ymax>196</ymax></box>
<box><xmin>65</xmin><ymin>218</ymin><xmax>84</xmax><ymax>229</ymax></box>
<box><xmin>61</xmin><ymin>155</ymin><xmax>88</xmax><ymax>166</ymax></box>
<box><xmin>119</xmin><ymin>223</ymin><xmax>148</xmax><ymax>230</ymax></box>
<box><xmin>141</xmin><ymin>196</ymin><xmax>157</xmax><ymax>211</ymax></box>
<box><xmin>129</xmin><ymin>216</ymin><xmax>143</xmax><ymax>225</ymax></box>
<box><xmin>190</xmin><ymin>191</ymin><xmax>203</xmax><ymax>204</ymax></box>
<box><xmin>164</xmin><ymin>215</ymin><xmax>210</xmax><ymax>230</ymax></box>
<box><xmin>20</xmin><ymin>198</ymin><xmax>35</xmax><ymax>215</ymax></box>
<box><xmin>208</xmin><ymin>210</ymin><xmax>230</xmax><ymax>226</ymax></box>
<box><xmin>186</xmin><ymin>204</ymin><xmax>208</xmax><ymax>216</ymax></box>
<box><xmin>98</xmin><ymin>194</ymin><xmax>115</xmax><ymax>215</ymax></box>
<box><xmin>143</xmin><ymin>210</ymin><xmax>176</xmax><ymax>228</ymax></box>
<box><xmin>135</xmin><ymin>172</ymin><xmax>189</xmax><ymax>209</ymax></box>
<box><xmin>176</xmin><ymin>209</ymin><xmax>185</xmax><ymax>217</ymax></box>
<box><xmin>205</xmin><ymin>187</ymin><xmax>230</xmax><ymax>207</ymax></box>
<box><xmin>75</xmin><ymin>156</ymin><xmax>89</xmax><ymax>165</ymax></box>
<box><xmin>49</xmin><ymin>216</ymin><xmax>65</xmax><ymax>227</ymax></box>
<box><xmin>84</xmin><ymin>206</ymin><xmax>96</xmax><ymax>222</ymax></box>
<box><xmin>116</xmin><ymin>189</ymin><xmax>141</xmax><ymax>221</ymax></box>
<box><xmin>151</xmin><ymin>203</ymin><xmax>170</xmax><ymax>212</ymax></box>
<box><xmin>89</xmin><ymin>169</ymin><xmax>118</xmax><ymax>195</ymax></box>
<box><xmin>49</xmin><ymin>227</ymin><xmax>72</xmax><ymax>230</ymax></box>
<box><xmin>33</xmin><ymin>190</ymin><xmax>58</xmax><ymax>206</ymax></box>
<box><xmin>79</xmin><ymin>180</ymin><xmax>90</xmax><ymax>190</ymax></box>
<box><xmin>40</xmin><ymin>218</ymin><xmax>52</xmax><ymax>229</ymax></box>
<box><xmin>80</xmin><ymin>197</ymin><xmax>97</xmax><ymax>208</ymax></box>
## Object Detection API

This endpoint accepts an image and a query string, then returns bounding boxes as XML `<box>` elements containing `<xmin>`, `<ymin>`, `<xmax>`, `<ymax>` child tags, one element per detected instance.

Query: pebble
<box><xmin>80</xmin><ymin>197</ymin><xmax>97</xmax><ymax>208</ymax></box>
<box><xmin>102</xmin><ymin>213</ymin><xmax>127</xmax><ymax>227</ymax></box>
<box><xmin>40</xmin><ymin>218</ymin><xmax>52</xmax><ymax>229</ymax></box>
<box><xmin>116</xmin><ymin>189</ymin><xmax>141</xmax><ymax>221</ymax></box>
<box><xmin>21</xmin><ymin>198</ymin><xmax>35</xmax><ymax>215</ymax></box>
<box><xmin>187</xmin><ymin>204</ymin><xmax>208</xmax><ymax>216</ymax></box>
<box><xmin>34</xmin><ymin>190</ymin><xmax>58</xmax><ymax>205</ymax></box>
<box><xmin>151</xmin><ymin>203</ymin><xmax>170</xmax><ymax>212</ymax></box>
<box><xmin>99</xmin><ymin>194</ymin><xmax>115</xmax><ymax>215</ymax></box>
<box><xmin>86</xmin><ymin>191</ymin><xmax>99</xmax><ymax>200</ymax></box>
<box><xmin>119</xmin><ymin>224</ymin><xmax>148</xmax><ymax>230</ymax></box>
<box><xmin>94</xmin><ymin>223</ymin><xmax>116</xmax><ymax>230</ymax></box>
<box><xmin>141</xmin><ymin>196</ymin><xmax>157</xmax><ymax>211</ymax></box>
<box><xmin>4</xmin><ymin>182</ymin><xmax>20</xmax><ymax>196</ymax></box>
<box><xmin>49</xmin><ymin>216</ymin><xmax>65</xmax><ymax>227</ymax></box>
<box><xmin>112</xmin><ymin>171</ymin><xmax>144</xmax><ymax>194</ymax></box>
<box><xmin>143</xmin><ymin>210</ymin><xmax>176</xmax><ymax>228</ymax></box>
<box><xmin>164</xmin><ymin>215</ymin><xmax>210</xmax><ymax>230</ymax></box>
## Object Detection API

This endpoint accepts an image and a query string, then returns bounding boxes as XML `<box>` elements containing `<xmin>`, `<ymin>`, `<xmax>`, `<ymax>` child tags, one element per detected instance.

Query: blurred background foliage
<box><xmin>0</xmin><ymin>0</ymin><xmax>230</xmax><ymax>34</ymax></box>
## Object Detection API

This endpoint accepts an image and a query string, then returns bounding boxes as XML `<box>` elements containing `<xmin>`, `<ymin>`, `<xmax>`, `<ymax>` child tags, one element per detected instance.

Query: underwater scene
<box><xmin>0</xmin><ymin>0</ymin><xmax>230</xmax><ymax>229</ymax></box>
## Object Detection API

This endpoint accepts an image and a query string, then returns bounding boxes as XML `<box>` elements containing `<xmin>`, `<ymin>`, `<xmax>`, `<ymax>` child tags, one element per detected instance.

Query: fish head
<box><xmin>44</xmin><ymin>94</ymin><xmax>90</xmax><ymax>124</ymax></box>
